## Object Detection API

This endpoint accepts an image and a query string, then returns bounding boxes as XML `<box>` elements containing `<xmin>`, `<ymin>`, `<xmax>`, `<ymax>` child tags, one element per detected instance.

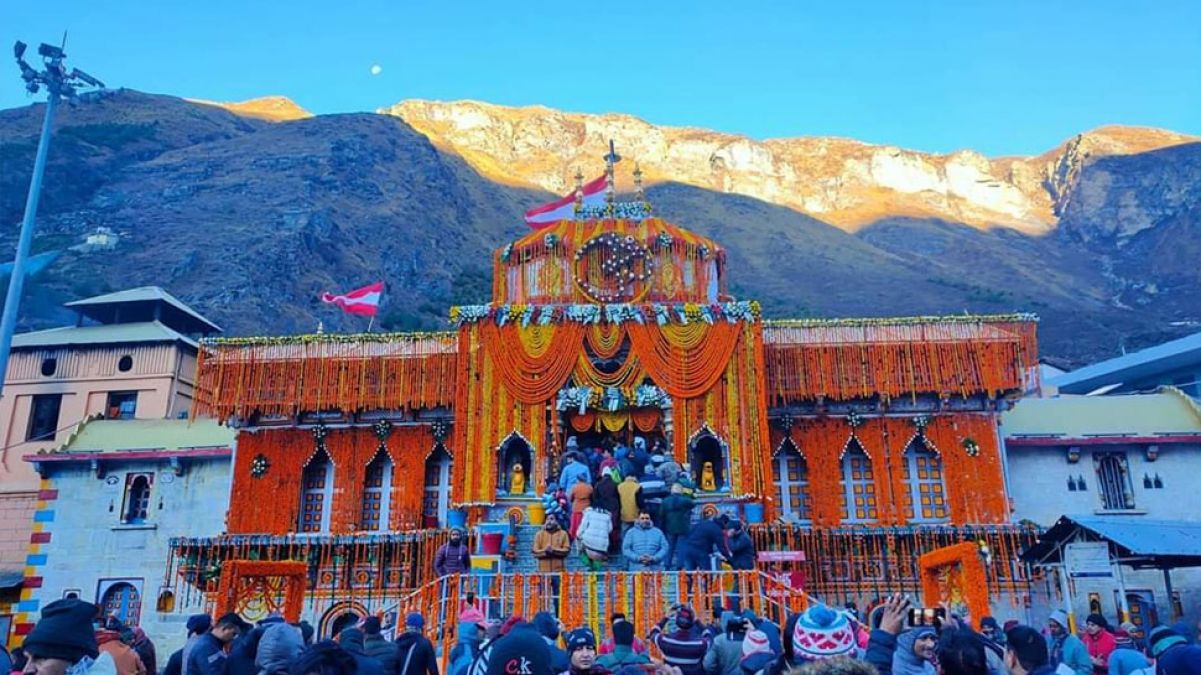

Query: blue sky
<box><xmin>4</xmin><ymin>1</ymin><xmax>1199</xmax><ymax>156</ymax></box>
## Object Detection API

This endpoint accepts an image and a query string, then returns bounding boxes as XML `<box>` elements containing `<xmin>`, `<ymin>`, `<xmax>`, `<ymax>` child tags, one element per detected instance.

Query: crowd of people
<box><xmin>531</xmin><ymin>436</ymin><xmax>756</xmax><ymax>573</ymax></box>
<box><xmin>12</xmin><ymin>593</ymin><xmax>1201</xmax><ymax>675</ymax></box>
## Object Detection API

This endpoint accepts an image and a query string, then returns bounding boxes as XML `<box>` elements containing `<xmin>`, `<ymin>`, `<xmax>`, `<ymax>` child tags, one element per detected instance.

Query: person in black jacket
<box><xmin>189</xmin><ymin>613</ymin><xmax>249</xmax><ymax>675</ymax></box>
<box><xmin>726</xmin><ymin>520</ymin><xmax>756</xmax><ymax>570</ymax></box>
<box><xmin>338</xmin><ymin>628</ymin><xmax>383</xmax><ymax>675</ymax></box>
<box><xmin>678</xmin><ymin>513</ymin><xmax>731</xmax><ymax>571</ymax></box>
<box><xmin>395</xmin><ymin>613</ymin><xmax>439</xmax><ymax>675</ymax></box>
<box><xmin>362</xmin><ymin>617</ymin><xmax>400</xmax><ymax>673</ymax></box>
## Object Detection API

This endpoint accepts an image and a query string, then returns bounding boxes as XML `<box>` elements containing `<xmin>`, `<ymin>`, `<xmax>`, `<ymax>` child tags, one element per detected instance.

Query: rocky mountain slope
<box><xmin>0</xmin><ymin>89</ymin><xmax>1197</xmax><ymax>366</ymax></box>
<box><xmin>385</xmin><ymin>100</ymin><xmax>1196</xmax><ymax>234</ymax></box>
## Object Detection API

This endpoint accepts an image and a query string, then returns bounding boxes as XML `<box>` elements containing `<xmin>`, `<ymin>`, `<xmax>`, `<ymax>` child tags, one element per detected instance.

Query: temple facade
<box><xmin>173</xmin><ymin>204</ymin><xmax>1041</xmax><ymax>637</ymax></box>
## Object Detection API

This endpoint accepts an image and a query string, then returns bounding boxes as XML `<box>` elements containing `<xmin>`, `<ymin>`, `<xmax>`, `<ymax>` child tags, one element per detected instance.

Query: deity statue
<box><xmin>510</xmin><ymin>462</ymin><xmax>526</xmax><ymax>494</ymax></box>
<box><xmin>700</xmin><ymin>461</ymin><xmax>717</xmax><ymax>491</ymax></box>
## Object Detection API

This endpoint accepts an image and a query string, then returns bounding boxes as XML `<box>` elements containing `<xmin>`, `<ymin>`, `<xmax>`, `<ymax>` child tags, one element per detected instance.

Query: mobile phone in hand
<box><xmin>908</xmin><ymin>607</ymin><xmax>946</xmax><ymax>627</ymax></box>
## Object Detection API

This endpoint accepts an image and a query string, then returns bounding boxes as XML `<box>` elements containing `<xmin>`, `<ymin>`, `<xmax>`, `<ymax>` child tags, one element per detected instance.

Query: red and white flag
<box><xmin>321</xmin><ymin>281</ymin><xmax>384</xmax><ymax>317</ymax></box>
<box><xmin>524</xmin><ymin>175</ymin><xmax>607</xmax><ymax>228</ymax></box>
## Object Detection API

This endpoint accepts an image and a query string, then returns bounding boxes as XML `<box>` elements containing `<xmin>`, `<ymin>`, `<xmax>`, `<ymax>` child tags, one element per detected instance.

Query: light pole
<box><xmin>0</xmin><ymin>40</ymin><xmax>104</xmax><ymax>398</ymax></box>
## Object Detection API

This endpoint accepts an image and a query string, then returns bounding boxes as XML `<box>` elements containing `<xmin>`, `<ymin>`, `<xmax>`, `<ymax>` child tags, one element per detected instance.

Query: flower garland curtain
<box><xmin>478</xmin><ymin>322</ymin><xmax>586</xmax><ymax>404</ymax></box>
<box><xmin>227</xmin><ymin>427</ymin><xmax>440</xmax><ymax>535</ymax></box>
<box><xmin>451</xmin><ymin>334</ymin><xmax>549</xmax><ymax>509</ymax></box>
<box><xmin>762</xmin><ymin>320</ymin><xmax>1036</xmax><ymax>403</ymax></box>
<box><xmin>924</xmin><ymin>414</ymin><xmax>1007</xmax><ymax>524</ymax></box>
<box><xmin>193</xmin><ymin>335</ymin><xmax>458</xmax><ymax>422</ymax></box>
<box><xmin>789</xmin><ymin>418</ymin><xmax>851</xmax><ymax>528</ymax></box>
<box><xmin>669</xmin><ymin>323</ymin><xmax>774</xmax><ymax>511</ymax></box>
<box><xmin>626</xmin><ymin>321</ymin><xmax>742</xmax><ymax>398</ymax></box>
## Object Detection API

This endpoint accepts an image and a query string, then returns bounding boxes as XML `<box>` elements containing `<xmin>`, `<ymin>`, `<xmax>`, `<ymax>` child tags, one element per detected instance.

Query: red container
<box><xmin>481</xmin><ymin>532</ymin><xmax>504</xmax><ymax>555</ymax></box>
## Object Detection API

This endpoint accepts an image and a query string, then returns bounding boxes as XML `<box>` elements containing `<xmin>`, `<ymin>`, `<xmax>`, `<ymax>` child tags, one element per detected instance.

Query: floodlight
<box><xmin>14</xmin><ymin>41</ymin><xmax>26</xmax><ymax>60</ymax></box>
<box><xmin>38</xmin><ymin>43</ymin><xmax>64</xmax><ymax>60</ymax></box>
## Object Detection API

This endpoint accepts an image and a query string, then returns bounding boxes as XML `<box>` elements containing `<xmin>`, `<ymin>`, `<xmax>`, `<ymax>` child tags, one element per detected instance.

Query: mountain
<box><xmin>188</xmin><ymin>96</ymin><xmax>313</xmax><ymax>122</ymax></box>
<box><xmin>0</xmin><ymin>89</ymin><xmax>1197</xmax><ymax>367</ymax></box>
<box><xmin>385</xmin><ymin>99</ymin><xmax>1196</xmax><ymax>234</ymax></box>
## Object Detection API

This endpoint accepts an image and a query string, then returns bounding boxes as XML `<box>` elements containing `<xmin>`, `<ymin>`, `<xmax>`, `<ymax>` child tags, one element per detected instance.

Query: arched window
<box><xmin>773</xmin><ymin>439</ymin><xmax>810</xmax><ymax>522</ymax></box>
<box><xmin>497</xmin><ymin>435</ymin><xmax>532</xmax><ymax>495</ymax></box>
<box><xmin>841</xmin><ymin>441</ymin><xmax>878</xmax><ymax>523</ymax></box>
<box><xmin>299</xmin><ymin>451</ymin><xmax>334</xmax><ymax>533</ymax></box>
<box><xmin>122</xmin><ymin>474</ymin><xmax>153</xmax><ymax>524</ymax></box>
<box><xmin>423</xmin><ymin>445</ymin><xmax>453</xmax><ymax>528</ymax></box>
<box><xmin>360</xmin><ymin>451</ymin><xmax>392</xmax><ymax>532</ymax></box>
<box><xmin>100</xmin><ymin>582</ymin><xmax>142</xmax><ymax>627</ymax></box>
<box><xmin>902</xmin><ymin>440</ymin><xmax>949</xmax><ymax>523</ymax></box>
<box><xmin>689</xmin><ymin>432</ymin><xmax>727</xmax><ymax>491</ymax></box>
<box><xmin>1094</xmin><ymin>452</ymin><xmax>1135</xmax><ymax>510</ymax></box>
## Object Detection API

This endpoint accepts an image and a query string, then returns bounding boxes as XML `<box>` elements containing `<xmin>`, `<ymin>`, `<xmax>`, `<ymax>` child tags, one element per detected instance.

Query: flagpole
<box><xmin>366</xmin><ymin>316</ymin><xmax>375</xmax><ymax>332</ymax></box>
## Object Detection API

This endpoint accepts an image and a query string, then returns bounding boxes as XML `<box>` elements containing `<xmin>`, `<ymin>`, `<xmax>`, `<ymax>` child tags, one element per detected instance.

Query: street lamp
<box><xmin>0</xmin><ymin>39</ymin><xmax>104</xmax><ymax>398</ymax></box>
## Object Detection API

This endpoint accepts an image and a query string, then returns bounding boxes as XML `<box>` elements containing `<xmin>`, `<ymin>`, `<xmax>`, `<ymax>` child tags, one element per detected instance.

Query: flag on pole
<box><xmin>524</xmin><ymin>175</ymin><xmax>607</xmax><ymax>228</ymax></box>
<box><xmin>321</xmin><ymin>281</ymin><xmax>384</xmax><ymax>317</ymax></box>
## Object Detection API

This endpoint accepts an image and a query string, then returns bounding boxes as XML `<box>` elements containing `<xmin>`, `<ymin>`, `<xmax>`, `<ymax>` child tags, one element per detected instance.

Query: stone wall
<box><xmin>26</xmin><ymin>456</ymin><xmax>230</xmax><ymax>656</ymax></box>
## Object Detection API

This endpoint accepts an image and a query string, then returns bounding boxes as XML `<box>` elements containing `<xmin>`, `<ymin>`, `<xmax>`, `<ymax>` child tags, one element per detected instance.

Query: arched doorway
<box><xmin>319</xmin><ymin>601</ymin><xmax>367</xmax><ymax>639</ymax></box>
<box><xmin>497</xmin><ymin>434</ymin><xmax>532</xmax><ymax>495</ymax></box>
<box><xmin>100</xmin><ymin>582</ymin><xmax>141</xmax><ymax>626</ymax></box>
<box><xmin>689</xmin><ymin>431</ymin><xmax>726</xmax><ymax>491</ymax></box>
<box><xmin>423</xmin><ymin>445</ymin><xmax>453</xmax><ymax>528</ymax></box>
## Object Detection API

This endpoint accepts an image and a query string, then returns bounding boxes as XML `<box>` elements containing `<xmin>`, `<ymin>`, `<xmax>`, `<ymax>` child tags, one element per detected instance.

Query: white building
<box><xmin>22</xmin><ymin>418</ymin><xmax>233</xmax><ymax>656</ymax></box>
<box><xmin>1003</xmin><ymin>388</ymin><xmax>1201</xmax><ymax>630</ymax></box>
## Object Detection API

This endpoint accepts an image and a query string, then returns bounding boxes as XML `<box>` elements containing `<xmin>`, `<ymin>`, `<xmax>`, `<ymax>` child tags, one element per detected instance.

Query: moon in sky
<box><xmin>370</xmin><ymin>64</ymin><xmax>383</xmax><ymax>76</ymax></box>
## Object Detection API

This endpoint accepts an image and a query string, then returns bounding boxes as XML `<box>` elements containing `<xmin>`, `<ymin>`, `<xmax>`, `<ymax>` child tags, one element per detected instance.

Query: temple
<box><xmin>174</xmin><ymin>157</ymin><xmax>1042</xmax><ymax>640</ymax></box>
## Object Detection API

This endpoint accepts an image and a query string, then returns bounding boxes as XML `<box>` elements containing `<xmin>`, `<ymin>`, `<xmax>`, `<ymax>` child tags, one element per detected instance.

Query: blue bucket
<box><xmin>744</xmin><ymin>502</ymin><xmax>765</xmax><ymax>524</ymax></box>
<box><xmin>447</xmin><ymin>509</ymin><xmax>468</xmax><ymax>529</ymax></box>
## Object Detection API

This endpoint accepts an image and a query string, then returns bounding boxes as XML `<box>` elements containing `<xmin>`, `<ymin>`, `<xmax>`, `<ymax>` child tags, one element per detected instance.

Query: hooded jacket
<box><xmin>558</xmin><ymin>460</ymin><xmax>592</xmax><ymax>492</ymax></box>
<box><xmin>891</xmin><ymin>630</ymin><xmax>937</xmax><ymax>675</ymax></box>
<box><xmin>364</xmin><ymin>631</ymin><xmax>400</xmax><ymax>672</ymax></box>
<box><xmin>95</xmin><ymin>630</ymin><xmax>146</xmax><ymax>675</ymax></box>
<box><xmin>702</xmin><ymin>631</ymin><xmax>746</xmax><ymax>675</ymax></box>
<box><xmin>1047</xmin><ymin>632</ymin><xmax>1092</xmax><ymax>675</ymax></box>
<box><xmin>396</xmin><ymin>629</ymin><xmax>439</xmax><ymax>675</ymax></box>
<box><xmin>596</xmin><ymin>645</ymin><xmax>650</xmax><ymax>669</ymax></box>
<box><xmin>680</xmin><ymin>518</ymin><xmax>731</xmax><ymax>559</ymax></box>
<box><xmin>727</xmin><ymin>530</ymin><xmax>755</xmax><ymax>570</ymax></box>
<box><xmin>532</xmin><ymin>612</ymin><xmax>570</xmax><ymax>674</ymax></box>
<box><xmin>434</xmin><ymin>540</ymin><xmax>471</xmax><ymax>576</ymax></box>
<box><xmin>338</xmin><ymin>628</ymin><xmax>383</xmax><ymax>675</ymax></box>
<box><xmin>449</xmin><ymin>622</ymin><xmax>482</xmax><ymax>675</ymax></box>
<box><xmin>255</xmin><ymin>621</ymin><xmax>303</xmax><ymax>675</ymax></box>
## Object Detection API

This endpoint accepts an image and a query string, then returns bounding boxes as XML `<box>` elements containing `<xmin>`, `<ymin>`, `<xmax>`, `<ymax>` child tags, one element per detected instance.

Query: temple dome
<box><xmin>494</xmin><ymin>218</ymin><xmax>727</xmax><ymax>305</ymax></box>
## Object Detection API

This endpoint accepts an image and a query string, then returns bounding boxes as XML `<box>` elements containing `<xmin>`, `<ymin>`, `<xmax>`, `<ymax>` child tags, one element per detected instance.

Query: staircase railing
<box><xmin>398</xmin><ymin>570</ymin><xmax>813</xmax><ymax>671</ymax></box>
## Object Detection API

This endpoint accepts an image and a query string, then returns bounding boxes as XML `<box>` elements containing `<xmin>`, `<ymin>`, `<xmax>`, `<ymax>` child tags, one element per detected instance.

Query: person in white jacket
<box><xmin>576</xmin><ymin>506</ymin><xmax>613</xmax><ymax>571</ymax></box>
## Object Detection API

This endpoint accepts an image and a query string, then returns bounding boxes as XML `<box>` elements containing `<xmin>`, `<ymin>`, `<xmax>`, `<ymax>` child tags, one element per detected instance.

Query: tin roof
<box><xmin>1050</xmin><ymin>331</ymin><xmax>1201</xmax><ymax>395</ymax></box>
<box><xmin>65</xmin><ymin>286</ymin><xmax>222</xmax><ymax>334</ymax></box>
<box><xmin>1003</xmin><ymin>391</ymin><xmax>1201</xmax><ymax>439</ymax></box>
<box><xmin>1022</xmin><ymin>515</ymin><xmax>1201</xmax><ymax>568</ymax></box>
<box><xmin>11</xmin><ymin>321</ymin><xmax>198</xmax><ymax>350</ymax></box>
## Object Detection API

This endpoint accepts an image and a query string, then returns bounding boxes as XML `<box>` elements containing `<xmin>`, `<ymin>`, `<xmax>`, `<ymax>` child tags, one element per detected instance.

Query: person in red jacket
<box><xmin>1082</xmin><ymin>613</ymin><xmax>1115</xmax><ymax>674</ymax></box>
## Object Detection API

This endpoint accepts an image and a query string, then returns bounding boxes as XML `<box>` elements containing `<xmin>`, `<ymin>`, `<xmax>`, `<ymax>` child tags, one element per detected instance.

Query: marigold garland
<box><xmin>228</xmin><ymin>426</ymin><xmax>442</xmax><ymax>535</ymax></box>
<box><xmin>919</xmin><ymin>542</ymin><xmax>990</xmax><ymax>624</ymax></box>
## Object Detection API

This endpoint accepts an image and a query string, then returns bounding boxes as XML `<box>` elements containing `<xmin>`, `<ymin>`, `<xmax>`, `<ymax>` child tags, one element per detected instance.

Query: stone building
<box><xmin>1003</xmin><ymin>388</ymin><xmax>1201</xmax><ymax>629</ymax></box>
<box><xmin>0</xmin><ymin>287</ymin><xmax>220</xmax><ymax>647</ymax></box>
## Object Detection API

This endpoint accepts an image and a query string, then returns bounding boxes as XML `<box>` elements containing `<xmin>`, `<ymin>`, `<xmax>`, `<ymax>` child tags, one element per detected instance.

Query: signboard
<box><xmin>1065</xmin><ymin>542</ymin><xmax>1113</xmax><ymax>579</ymax></box>
<box><xmin>758</xmin><ymin>551</ymin><xmax>807</xmax><ymax>563</ymax></box>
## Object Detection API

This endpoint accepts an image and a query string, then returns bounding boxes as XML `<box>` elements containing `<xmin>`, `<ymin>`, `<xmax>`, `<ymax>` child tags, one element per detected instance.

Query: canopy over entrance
<box><xmin>1022</xmin><ymin>515</ymin><xmax>1201</xmax><ymax>569</ymax></box>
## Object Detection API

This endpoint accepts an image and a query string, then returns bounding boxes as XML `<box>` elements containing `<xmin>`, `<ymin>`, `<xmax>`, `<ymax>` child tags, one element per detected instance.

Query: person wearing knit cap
<box><xmin>361</xmin><ymin>616</ymin><xmax>399</xmax><ymax>674</ymax></box>
<box><xmin>1004</xmin><ymin>625</ymin><xmax>1053</xmax><ymax>675</ymax></box>
<box><xmin>1147</xmin><ymin>625</ymin><xmax>1201</xmax><ymax>674</ymax></box>
<box><xmin>596</xmin><ymin>621</ymin><xmax>649</xmax><ymax>669</ymax></box>
<box><xmin>597</xmin><ymin>614</ymin><xmax>647</xmax><ymax>656</ymax></box>
<box><xmin>979</xmin><ymin>617</ymin><xmax>1003</xmax><ymax>646</ymax></box>
<box><xmin>650</xmin><ymin>606</ymin><xmax>709</xmax><ymax>675</ymax></box>
<box><xmin>563</xmin><ymin>629</ymin><xmax>606</xmax><ymax>675</ymax></box>
<box><xmin>788</xmin><ymin>604</ymin><xmax>856</xmax><ymax>663</ymax></box>
<box><xmin>1046</xmin><ymin>610</ymin><xmax>1090</xmax><ymax>675</ymax></box>
<box><xmin>22</xmin><ymin>599</ymin><xmax>111</xmax><ymax>675</ymax></box>
<box><xmin>337</xmin><ymin>627</ymin><xmax>383</xmax><ymax>675</ymax></box>
<box><xmin>473</xmin><ymin>622</ymin><xmax>551</xmax><ymax>675</ymax></box>
<box><xmin>164</xmin><ymin>615</ymin><xmax>212</xmax><ymax>675</ymax></box>
<box><xmin>286</xmin><ymin>639</ymin><xmax>356</xmax><ymax>675</ymax></box>
<box><xmin>1081</xmin><ymin>613</ymin><xmax>1115</xmax><ymax>674</ymax></box>
<box><xmin>396</xmin><ymin>613</ymin><xmax>438</xmax><ymax>675</ymax></box>
<box><xmin>449</xmin><ymin>610</ymin><xmax>486</xmax><ymax>675</ymax></box>
<box><xmin>1106</xmin><ymin>630</ymin><xmax>1150</xmax><ymax>675</ymax></box>
<box><xmin>738</xmin><ymin>629</ymin><xmax>775</xmax><ymax>675</ymax></box>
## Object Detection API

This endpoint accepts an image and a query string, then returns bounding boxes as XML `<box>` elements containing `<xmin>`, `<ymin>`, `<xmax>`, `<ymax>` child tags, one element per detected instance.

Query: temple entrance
<box><xmin>423</xmin><ymin>445</ymin><xmax>452</xmax><ymax>528</ymax></box>
<box><xmin>689</xmin><ymin>432</ymin><xmax>727</xmax><ymax>491</ymax></box>
<box><xmin>498</xmin><ymin>434</ymin><xmax>532</xmax><ymax>495</ymax></box>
